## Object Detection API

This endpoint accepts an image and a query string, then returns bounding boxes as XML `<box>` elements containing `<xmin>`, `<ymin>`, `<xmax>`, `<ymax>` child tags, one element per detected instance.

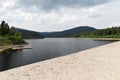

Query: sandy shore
<box><xmin>0</xmin><ymin>41</ymin><xmax>120</xmax><ymax>80</ymax></box>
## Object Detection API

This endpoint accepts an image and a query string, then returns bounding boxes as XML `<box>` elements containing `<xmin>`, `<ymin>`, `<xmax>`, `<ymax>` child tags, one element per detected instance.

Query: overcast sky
<box><xmin>0</xmin><ymin>0</ymin><xmax>120</xmax><ymax>32</ymax></box>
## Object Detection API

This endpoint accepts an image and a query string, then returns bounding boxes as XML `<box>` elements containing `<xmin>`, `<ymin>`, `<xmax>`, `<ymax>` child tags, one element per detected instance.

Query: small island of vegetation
<box><xmin>0</xmin><ymin>21</ymin><xmax>26</xmax><ymax>46</ymax></box>
<box><xmin>0</xmin><ymin>21</ymin><xmax>27</xmax><ymax>54</ymax></box>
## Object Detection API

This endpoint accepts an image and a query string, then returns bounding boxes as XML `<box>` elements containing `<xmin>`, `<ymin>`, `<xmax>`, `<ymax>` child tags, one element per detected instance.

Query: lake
<box><xmin>0</xmin><ymin>38</ymin><xmax>116</xmax><ymax>71</ymax></box>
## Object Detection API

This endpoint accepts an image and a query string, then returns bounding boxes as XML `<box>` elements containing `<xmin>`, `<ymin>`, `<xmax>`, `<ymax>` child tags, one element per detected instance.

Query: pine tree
<box><xmin>5</xmin><ymin>23</ymin><xmax>10</xmax><ymax>35</ymax></box>
<box><xmin>0</xmin><ymin>21</ymin><xmax>6</xmax><ymax>36</ymax></box>
<box><xmin>10</xmin><ymin>27</ymin><xmax>16</xmax><ymax>35</ymax></box>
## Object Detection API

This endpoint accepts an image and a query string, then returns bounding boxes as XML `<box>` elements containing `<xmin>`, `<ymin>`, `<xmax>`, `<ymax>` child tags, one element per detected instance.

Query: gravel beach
<box><xmin>0</xmin><ymin>41</ymin><xmax>120</xmax><ymax>80</ymax></box>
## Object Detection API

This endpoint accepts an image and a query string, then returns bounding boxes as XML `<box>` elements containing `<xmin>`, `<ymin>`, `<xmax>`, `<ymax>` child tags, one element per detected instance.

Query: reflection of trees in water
<box><xmin>0</xmin><ymin>49</ymin><xmax>24</xmax><ymax>71</ymax></box>
<box><xmin>0</xmin><ymin>52</ymin><xmax>13</xmax><ymax>71</ymax></box>
<box><xmin>0</xmin><ymin>50</ymin><xmax>23</xmax><ymax>71</ymax></box>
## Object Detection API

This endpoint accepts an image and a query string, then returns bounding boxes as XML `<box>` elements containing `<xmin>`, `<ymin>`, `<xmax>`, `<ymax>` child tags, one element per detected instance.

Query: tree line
<box><xmin>77</xmin><ymin>27</ymin><xmax>120</xmax><ymax>38</ymax></box>
<box><xmin>0</xmin><ymin>21</ymin><xmax>24</xmax><ymax>44</ymax></box>
<box><xmin>0</xmin><ymin>21</ymin><xmax>16</xmax><ymax>36</ymax></box>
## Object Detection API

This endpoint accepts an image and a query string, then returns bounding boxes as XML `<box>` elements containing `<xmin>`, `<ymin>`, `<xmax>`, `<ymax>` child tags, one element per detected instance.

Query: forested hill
<box><xmin>78</xmin><ymin>27</ymin><xmax>120</xmax><ymax>38</ymax></box>
<box><xmin>15</xmin><ymin>28</ymin><xmax>44</xmax><ymax>39</ymax></box>
<box><xmin>42</xmin><ymin>26</ymin><xmax>96</xmax><ymax>37</ymax></box>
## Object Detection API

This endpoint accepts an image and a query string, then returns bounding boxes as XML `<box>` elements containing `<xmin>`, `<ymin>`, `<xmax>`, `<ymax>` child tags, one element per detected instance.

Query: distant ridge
<box><xmin>15</xmin><ymin>28</ymin><xmax>44</xmax><ymax>39</ymax></box>
<box><xmin>42</xmin><ymin>26</ymin><xmax>97</xmax><ymax>37</ymax></box>
<box><xmin>15</xmin><ymin>26</ymin><xmax>97</xmax><ymax>38</ymax></box>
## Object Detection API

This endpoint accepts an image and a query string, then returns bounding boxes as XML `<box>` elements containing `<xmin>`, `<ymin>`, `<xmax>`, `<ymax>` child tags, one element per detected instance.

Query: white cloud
<box><xmin>0</xmin><ymin>0</ymin><xmax>17</xmax><ymax>9</ymax></box>
<box><xmin>0</xmin><ymin>0</ymin><xmax>119</xmax><ymax>32</ymax></box>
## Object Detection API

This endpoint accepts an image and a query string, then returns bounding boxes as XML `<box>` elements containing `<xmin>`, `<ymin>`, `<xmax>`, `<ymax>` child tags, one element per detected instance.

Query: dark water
<box><xmin>0</xmin><ymin>38</ymin><xmax>116</xmax><ymax>71</ymax></box>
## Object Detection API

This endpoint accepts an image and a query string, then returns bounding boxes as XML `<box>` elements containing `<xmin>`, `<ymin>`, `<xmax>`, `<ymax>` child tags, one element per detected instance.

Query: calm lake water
<box><xmin>0</xmin><ymin>38</ymin><xmax>116</xmax><ymax>71</ymax></box>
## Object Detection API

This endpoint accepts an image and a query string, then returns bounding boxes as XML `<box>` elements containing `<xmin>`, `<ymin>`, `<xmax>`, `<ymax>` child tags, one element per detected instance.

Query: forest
<box><xmin>0</xmin><ymin>21</ymin><xmax>25</xmax><ymax>45</ymax></box>
<box><xmin>75</xmin><ymin>27</ymin><xmax>120</xmax><ymax>38</ymax></box>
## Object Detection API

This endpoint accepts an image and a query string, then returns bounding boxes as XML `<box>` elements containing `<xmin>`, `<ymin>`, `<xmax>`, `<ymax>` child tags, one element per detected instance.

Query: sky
<box><xmin>0</xmin><ymin>0</ymin><xmax>120</xmax><ymax>32</ymax></box>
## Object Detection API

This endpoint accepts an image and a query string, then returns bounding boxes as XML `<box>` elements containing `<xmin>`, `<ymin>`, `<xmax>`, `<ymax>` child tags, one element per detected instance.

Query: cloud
<box><xmin>18</xmin><ymin>0</ymin><xmax>111</xmax><ymax>11</ymax></box>
<box><xmin>0</xmin><ymin>0</ymin><xmax>119</xmax><ymax>32</ymax></box>
<box><xmin>0</xmin><ymin>0</ymin><xmax>17</xmax><ymax>10</ymax></box>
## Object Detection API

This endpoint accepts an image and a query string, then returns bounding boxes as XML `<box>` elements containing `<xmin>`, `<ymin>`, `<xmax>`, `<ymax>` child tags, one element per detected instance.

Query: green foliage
<box><xmin>0</xmin><ymin>21</ymin><xmax>25</xmax><ymax>44</ymax></box>
<box><xmin>10</xmin><ymin>27</ymin><xmax>16</xmax><ymax>35</ymax></box>
<box><xmin>0</xmin><ymin>21</ymin><xmax>6</xmax><ymax>36</ymax></box>
<box><xmin>6</xmin><ymin>32</ymin><xmax>24</xmax><ymax>43</ymax></box>
<box><xmin>76</xmin><ymin>26</ymin><xmax>120</xmax><ymax>38</ymax></box>
<box><xmin>0</xmin><ymin>37</ymin><xmax>12</xmax><ymax>46</ymax></box>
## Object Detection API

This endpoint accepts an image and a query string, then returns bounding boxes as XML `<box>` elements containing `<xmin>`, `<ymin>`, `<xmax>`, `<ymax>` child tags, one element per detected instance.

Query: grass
<box><xmin>0</xmin><ymin>39</ymin><xmax>12</xmax><ymax>46</ymax></box>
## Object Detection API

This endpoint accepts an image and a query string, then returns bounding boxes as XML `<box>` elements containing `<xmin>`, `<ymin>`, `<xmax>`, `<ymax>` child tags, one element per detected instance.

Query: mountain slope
<box><xmin>79</xmin><ymin>26</ymin><xmax>120</xmax><ymax>38</ymax></box>
<box><xmin>42</xmin><ymin>26</ymin><xmax>97</xmax><ymax>37</ymax></box>
<box><xmin>15</xmin><ymin>28</ymin><xmax>44</xmax><ymax>39</ymax></box>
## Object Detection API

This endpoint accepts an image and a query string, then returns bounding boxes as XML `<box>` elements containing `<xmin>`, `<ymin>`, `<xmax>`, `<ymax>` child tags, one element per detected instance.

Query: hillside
<box><xmin>15</xmin><ymin>28</ymin><xmax>44</xmax><ymax>39</ymax></box>
<box><xmin>42</xmin><ymin>26</ymin><xmax>96</xmax><ymax>37</ymax></box>
<box><xmin>79</xmin><ymin>27</ymin><xmax>120</xmax><ymax>38</ymax></box>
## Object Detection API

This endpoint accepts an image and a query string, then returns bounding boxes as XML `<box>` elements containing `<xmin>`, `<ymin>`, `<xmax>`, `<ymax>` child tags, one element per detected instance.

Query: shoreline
<box><xmin>0</xmin><ymin>44</ymin><xmax>28</xmax><ymax>54</ymax></box>
<box><xmin>0</xmin><ymin>41</ymin><xmax>120</xmax><ymax>79</ymax></box>
<box><xmin>82</xmin><ymin>38</ymin><xmax>120</xmax><ymax>41</ymax></box>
